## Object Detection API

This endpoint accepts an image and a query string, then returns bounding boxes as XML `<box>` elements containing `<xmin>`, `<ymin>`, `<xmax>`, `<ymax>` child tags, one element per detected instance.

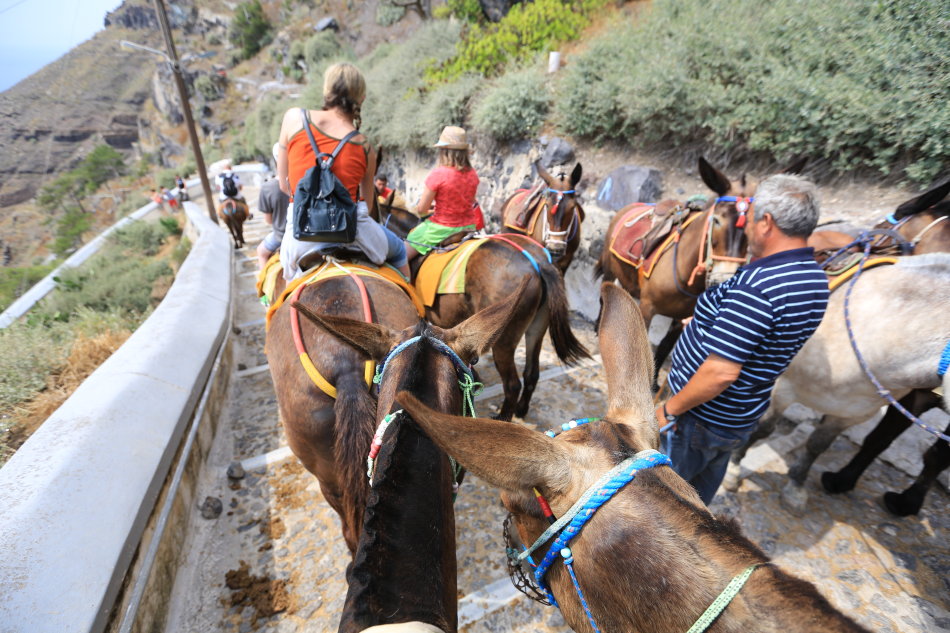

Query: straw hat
<box><xmin>433</xmin><ymin>126</ymin><xmax>470</xmax><ymax>150</ymax></box>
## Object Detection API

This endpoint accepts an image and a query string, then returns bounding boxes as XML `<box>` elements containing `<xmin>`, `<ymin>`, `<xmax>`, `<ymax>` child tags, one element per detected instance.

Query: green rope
<box><xmin>685</xmin><ymin>564</ymin><xmax>762</xmax><ymax>633</ymax></box>
<box><xmin>458</xmin><ymin>372</ymin><xmax>484</xmax><ymax>420</ymax></box>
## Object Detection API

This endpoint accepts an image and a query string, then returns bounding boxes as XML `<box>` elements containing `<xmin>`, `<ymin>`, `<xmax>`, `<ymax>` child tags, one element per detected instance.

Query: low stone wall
<box><xmin>0</xmin><ymin>200</ymin><xmax>232</xmax><ymax>633</ymax></box>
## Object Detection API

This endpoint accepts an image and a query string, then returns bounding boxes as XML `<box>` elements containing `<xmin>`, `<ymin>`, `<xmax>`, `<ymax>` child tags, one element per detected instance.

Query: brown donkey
<box><xmin>293</xmin><ymin>281</ymin><xmax>530</xmax><ymax>633</ymax></box>
<box><xmin>265</xmin><ymin>273</ymin><xmax>420</xmax><ymax>553</ymax></box>
<box><xmin>218</xmin><ymin>197</ymin><xmax>249</xmax><ymax>249</ymax></box>
<box><xmin>395</xmin><ymin>283</ymin><xmax>870</xmax><ymax>633</ymax></box>
<box><xmin>500</xmin><ymin>162</ymin><xmax>585</xmax><ymax>274</ymax></box>
<box><xmin>597</xmin><ymin>157</ymin><xmax>759</xmax><ymax>383</ymax></box>
<box><xmin>423</xmin><ymin>236</ymin><xmax>589</xmax><ymax>420</ymax></box>
<box><xmin>873</xmin><ymin>178</ymin><xmax>950</xmax><ymax>254</ymax></box>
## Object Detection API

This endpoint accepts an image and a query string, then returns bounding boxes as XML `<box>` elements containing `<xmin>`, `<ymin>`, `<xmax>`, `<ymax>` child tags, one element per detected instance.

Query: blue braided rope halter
<box><xmin>843</xmin><ymin>243</ymin><xmax>950</xmax><ymax>442</ymax></box>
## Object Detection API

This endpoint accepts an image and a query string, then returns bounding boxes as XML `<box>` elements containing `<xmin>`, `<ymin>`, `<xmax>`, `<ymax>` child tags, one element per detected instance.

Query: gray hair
<box><xmin>753</xmin><ymin>174</ymin><xmax>820</xmax><ymax>237</ymax></box>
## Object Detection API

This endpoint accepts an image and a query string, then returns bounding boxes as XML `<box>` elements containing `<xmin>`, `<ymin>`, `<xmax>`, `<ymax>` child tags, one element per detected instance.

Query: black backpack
<box><xmin>292</xmin><ymin>109</ymin><xmax>360</xmax><ymax>243</ymax></box>
<box><xmin>221</xmin><ymin>173</ymin><xmax>239</xmax><ymax>197</ymax></box>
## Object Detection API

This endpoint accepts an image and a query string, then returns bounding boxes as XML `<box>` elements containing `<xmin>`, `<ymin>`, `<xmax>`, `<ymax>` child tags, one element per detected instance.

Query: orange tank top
<box><xmin>287</xmin><ymin>123</ymin><xmax>367</xmax><ymax>202</ymax></box>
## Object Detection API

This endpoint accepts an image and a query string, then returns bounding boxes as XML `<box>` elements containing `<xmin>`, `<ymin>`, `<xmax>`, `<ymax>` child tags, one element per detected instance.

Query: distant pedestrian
<box><xmin>257</xmin><ymin>143</ymin><xmax>291</xmax><ymax>269</ymax></box>
<box><xmin>150</xmin><ymin>189</ymin><xmax>166</xmax><ymax>212</ymax></box>
<box><xmin>162</xmin><ymin>186</ymin><xmax>178</xmax><ymax>210</ymax></box>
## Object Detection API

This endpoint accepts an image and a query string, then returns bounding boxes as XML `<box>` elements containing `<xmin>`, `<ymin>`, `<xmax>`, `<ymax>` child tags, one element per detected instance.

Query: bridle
<box><xmin>687</xmin><ymin>196</ymin><xmax>753</xmax><ymax>287</ymax></box>
<box><xmin>541</xmin><ymin>187</ymin><xmax>579</xmax><ymax>255</ymax></box>
<box><xmin>365</xmin><ymin>332</ymin><xmax>482</xmax><ymax>496</ymax></box>
<box><xmin>504</xmin><ymin>416</ymin><xmax>764</xmax><ymax>633</ymax></box>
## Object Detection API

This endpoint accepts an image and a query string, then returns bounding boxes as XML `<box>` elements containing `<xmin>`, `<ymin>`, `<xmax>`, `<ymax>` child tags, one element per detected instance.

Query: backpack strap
<box><xmin>300</xmin><ymin>108</ymin><xmax>361</xmax><ymax>169</ymax></box>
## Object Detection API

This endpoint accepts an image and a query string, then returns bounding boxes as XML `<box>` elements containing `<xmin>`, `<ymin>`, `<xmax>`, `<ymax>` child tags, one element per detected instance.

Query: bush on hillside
<box><xmin>555</xmin><ymin>0</ymin><xmax>950</xmax><ymax>182</ymax></box>
<box><xmin>0</xmin><ymin>264</ymin><xmax>56</xmax><ymax>313</ymax></box>
<box><xmin>472</xmin><ymin>68</ymin><xmax>550</xmax><ymax>140</ymax></box>
<box><xmin>376</xmin><ymin>1</ymin><xmax>406</xmax><ymax>27</ymax></box>
<box><xmin>229</xmin><ymin>0</ymin><xmax>273</xmax><ymax>61</ymax></box>
<box><xmin>428</xmin><ymin>0</ymin><xmax>609</xmax><ymax>81</ymax></box>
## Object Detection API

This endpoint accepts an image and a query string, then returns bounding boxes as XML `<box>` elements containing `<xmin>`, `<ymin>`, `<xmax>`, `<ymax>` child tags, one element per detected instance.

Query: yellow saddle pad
<box><xmin>827</xmin><ymin>256</ymin><xmax>898</xmax><ymax>292</ymax></box>
<box><xmin>256</xmin><ymin>252</ymin><xmax>283</xmax><ymax>305</ymax></box>
<box><xmin>414</xmin><ymin>238</ymin><xmax>487</xmax><ymax>307</ymax></box>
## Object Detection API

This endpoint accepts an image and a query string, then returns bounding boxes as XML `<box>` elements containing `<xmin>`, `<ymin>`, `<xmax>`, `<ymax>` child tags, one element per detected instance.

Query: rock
<box><xmin>479</xmin><ymin>0</ymin><xmax>518</xmax><ymax>22</ymax></box>
<box><xmin>595</xmin><ymin>165</ymin><xmax>663</xmax><ymax>211</ymax></box>
<box><xmin>199</xmin><ymin>496</ymin><xmax>223</xmax><ymax>519</ymax></box>
<box><xmin>539</xmin><ymin>137</ymin><xmax>575</xmax><ymax>168</ymax></box>
<box><xmin>228</xmin><ymin>461</ymin><xmax>246</xmax><ymax>480</ymax></box>
<box><xmin>315</xmin><ymin>17</ymin><xmax>339</xmax><ymax>32</ymax></box>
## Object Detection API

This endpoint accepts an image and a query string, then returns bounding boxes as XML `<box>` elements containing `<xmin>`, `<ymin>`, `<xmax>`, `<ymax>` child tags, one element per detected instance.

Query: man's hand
<box><xmin>655</xmin><ymin>404</ymin><xmax>675</xmax><ymax>433</ymax></box>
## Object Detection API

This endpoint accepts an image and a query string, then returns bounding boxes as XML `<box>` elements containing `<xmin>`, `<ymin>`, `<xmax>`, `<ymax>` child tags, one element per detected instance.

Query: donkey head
<box><xmin>293</xmin><ymin>279</ymin><xmax>530</xmax><ymax>633</ymax></box>
<box><xmin>697</xmin><ymin>157</ymin><xmax>756</xmax><ymax>285</ymax></box>
<box><xmin>395</xmin><ymin>283</ymin><xmax>705</xmax><ymax>631</ymax></box>
<box><xmin>535</xmin><ymin>162</ymin><xmax>584</xmax><ymax>257</ymax></box>
<box><xmin>892</xmin><ymin>178</ymin><xmax>950</xmax><ymax>220</ymax></box>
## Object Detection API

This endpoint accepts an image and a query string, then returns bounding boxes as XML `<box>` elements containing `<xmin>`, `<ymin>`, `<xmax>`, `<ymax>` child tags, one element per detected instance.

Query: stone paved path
<box><xmin>164</xmin><ymin>191</ymin><xmax>949</xmax><ymax>632</ymax></box>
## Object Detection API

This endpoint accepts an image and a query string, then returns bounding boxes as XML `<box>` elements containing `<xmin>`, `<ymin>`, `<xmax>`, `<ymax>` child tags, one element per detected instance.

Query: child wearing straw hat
<box><xmin>405</xmin><ymin>126</ymin><xmax>483</xmax><ymax>261</ymax></box>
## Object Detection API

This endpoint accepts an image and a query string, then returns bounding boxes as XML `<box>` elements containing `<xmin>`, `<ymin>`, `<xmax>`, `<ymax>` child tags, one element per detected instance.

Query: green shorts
<box><xmin>406</xmin><ymin>219</ymin><xmax>476</xmax><ymax>255</ymax></box>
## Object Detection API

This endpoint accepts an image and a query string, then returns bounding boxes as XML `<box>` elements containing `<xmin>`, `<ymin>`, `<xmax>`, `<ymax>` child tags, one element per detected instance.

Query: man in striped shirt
<box><xmin>655</xmin><ymin>174</ymin><xmax>829</xmax><ymax>504</ymax></box>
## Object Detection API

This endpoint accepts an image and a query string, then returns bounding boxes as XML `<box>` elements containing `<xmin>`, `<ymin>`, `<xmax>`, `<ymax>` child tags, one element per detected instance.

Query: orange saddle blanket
<box><xmin>608</xmin><ymin>203</ymin><xmax>659</xmax><ymax>266</ymax></box>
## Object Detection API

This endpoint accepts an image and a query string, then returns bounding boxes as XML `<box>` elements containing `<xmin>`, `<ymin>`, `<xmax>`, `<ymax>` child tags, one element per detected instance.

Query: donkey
<box><xmin>873</xmin><ymin>178</ymin><xmax>950</xmax><ymax>254</ymax></box>
<box><xmin>265</xmin><ymin>273</ymin><xmax>421</xmax><ymax>553</ymax></box>
<box><xmin>218</xmin><ymin>197</ymin><xmax>249</xmax><ymax>249</ymax></box>
<box><xmin>729</xmin><ymin>254</ymin><xmax>950</xmax><ymax>510</ymax></box>
<box><xmin>293</xmin><ymin>281</ymin><xmax>531</xmax><ymax>633</ymax></box>
<box><xmin>500</xmin><ymin>162</ymin><xmax>585</xmax><ymax>273</ymax></box>
<box><xmin>420</xmin><ymin>236</ymin><xmax>589</xmax><ymax>420</ymax></box>
<box><xmin>395</xmin><ymin>283</ymin><xmax>870</xmax><ymax>633</ymax></box>
<box><xmin>597</xmin><ymin>157</ymin><xmax>771</xmax><ymax>385</ymax></box>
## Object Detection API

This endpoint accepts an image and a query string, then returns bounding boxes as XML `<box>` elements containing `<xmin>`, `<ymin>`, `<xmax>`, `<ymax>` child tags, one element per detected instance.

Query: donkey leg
<box><xmin>883</xmin><ymin>421</ymin><xmax>950</xmax><ymax>516</ymax></box>
<box><xmin>652</xmin><ymin>320</ymin><xmax>682</xmax><ymax>392</ymax></box>
<box><xmin>788</xmin><ymin>415</ymin><xmax>856</xmax><ymax>486</ymax></box>
<box><xmin>821</xmin><ymin>391</ymin><xmax>927</xmax><ymax>494</ymax></box>
<box><xmin>492</xmin><ymin>340</ymin><xmax>522</xmax><ymax>422</ymax></box>
<box><xmin>515</xmin><ymin>311</ymin><xmax>548</xmax><ymax>419</ymax></box>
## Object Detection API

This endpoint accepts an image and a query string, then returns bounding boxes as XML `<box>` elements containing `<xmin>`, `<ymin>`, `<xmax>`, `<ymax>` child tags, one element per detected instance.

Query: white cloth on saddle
<box><xmin>360</xmin><ymin>623</ymin><xmax>445</xmax><ymax>633</ymax></box>
<box><xmin>280</xmin><ymin>200</ymin><xmax>389</xmax><ymax>280</ymax></box>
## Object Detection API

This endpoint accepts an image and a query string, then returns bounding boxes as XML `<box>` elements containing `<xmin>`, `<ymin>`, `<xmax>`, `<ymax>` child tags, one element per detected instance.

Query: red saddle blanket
<box><xmin>608</xmin><ymin>203</ymin><xmax>658</xmax><ymax>267</ymax></box>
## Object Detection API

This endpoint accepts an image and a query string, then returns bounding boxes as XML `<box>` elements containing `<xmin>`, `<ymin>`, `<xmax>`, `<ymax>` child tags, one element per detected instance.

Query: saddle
<box><xmin>506</xmin><ymin>184</ymin><xmax>546</xmax><ymax>232</ymax></box>
<box><xmin>825</xmin><ymin>256</ymin><xmax>898</xmax><ymax>292</ymax></box>
<box><xmin>414</xmin><ymin>237</ymin><xmax>486</xmax><ymax>307</ymax></box>
<box><xmin>609</xmin><ymin>200</ymin><xmax>691</xmax><ymax>268</ymax></box>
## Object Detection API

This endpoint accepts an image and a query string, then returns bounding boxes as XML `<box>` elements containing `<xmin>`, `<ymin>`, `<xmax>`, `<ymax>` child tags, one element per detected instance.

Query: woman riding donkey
<box><xmin>404</xmin><ymin>126</ymin><xmax>484</xmax><ymax>264</ymax></box>
<box><xmin>277</xmin><ymin>63</ymin><xmax>409</xmax><ymax>280</ymax></box>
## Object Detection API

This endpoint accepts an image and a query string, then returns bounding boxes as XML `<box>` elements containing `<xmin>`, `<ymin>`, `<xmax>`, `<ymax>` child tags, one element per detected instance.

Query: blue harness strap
<box><xmin>938</xmin><ymin>340</ymin><xmax>950</xmax><ymax>377</ymax></box>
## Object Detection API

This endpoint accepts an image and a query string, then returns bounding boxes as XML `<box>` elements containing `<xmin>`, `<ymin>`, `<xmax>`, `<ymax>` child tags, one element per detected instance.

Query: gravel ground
<box><xmin>163</xmin><ymin>190</ymin><xmax>949</xmax><ymax>633</ymax></box>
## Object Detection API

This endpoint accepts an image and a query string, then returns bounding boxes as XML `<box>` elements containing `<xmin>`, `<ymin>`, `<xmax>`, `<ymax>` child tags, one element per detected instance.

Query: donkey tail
<box><xmin>538</xmin><ymin>261</ymin><xmax>590</xmax><ymax>366</ymax></box>
<box><xmin>332</xmin><ymin>372</ymin><xmax>376</xmax><ymax>543</ymax></box>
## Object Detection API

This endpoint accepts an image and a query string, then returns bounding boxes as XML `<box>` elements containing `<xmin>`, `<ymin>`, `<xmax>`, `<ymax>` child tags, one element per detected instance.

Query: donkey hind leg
<box><xmin>492</xmin><ymin>334</ymin><xmax>524</xmax><ymax>422</ymax></box>
<box><xmin>515</xmin><ymin>309</ymin><xmax>549</xmax><ymax>419</ymax></box>
<box><xmin>821</xmin><ymin>390</ymin><xmax>936</xmax><ymax>494</ymax></box>
<box><xmin>883</xmin><ymin>420</ymin><xmax>950</xmax><ymax>516</ymax></box>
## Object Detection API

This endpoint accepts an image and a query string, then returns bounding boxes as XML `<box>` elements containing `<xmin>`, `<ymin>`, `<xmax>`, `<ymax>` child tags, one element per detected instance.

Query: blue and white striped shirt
<box><xmin>667</xmin><ymin>247</ymin><xmax>829</xmax><ymax>428</ymax></box>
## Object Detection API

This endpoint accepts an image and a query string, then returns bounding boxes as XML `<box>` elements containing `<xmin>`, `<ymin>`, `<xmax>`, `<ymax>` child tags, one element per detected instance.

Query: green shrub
<box><xmin>109</xmin><ymin>221</ymin><xmax>170</xmax><ymax>256</ymax></box>
<box><xmin>429</xmin><ymin>0</ymin><xmax>609</xmax><ymax>81</ymax></box>
<box><xmin>194</xmin><ymin>73</ymin><xmax>227</xmax><ymax>101</ymax></box>
<box><xmin>555</xmin><ymin>0</ymin><xmax>950</xmax><ymax>182</ymax></box>
<box><xmin>229</xmin><ymin>0</ymin><xmax>274</xmax><ymax>60</ymax></box>
<box><xmin>443</xmin><ymin>0</ymin><xmax>483</xmax><ymax>23</ymax></box>
<box><xmin>376</xmin><ymin>1</ymin><xmax>406</xmax><ymax>26</ymax></box>
<box><xmin>234</xmin><ymin>93</ymin><xmax>291</xmax><ymax>162</ymax></box>
<box><xmin>303</xmin><ymin>31</ymin><xmax>343</xmax><ymax>67</ymax></box>
<box><xmin>472</xmin><ymin>68</ymin><xmax>550</xmax><ymax>140</ymax></box>
<box><xmin>0</xmin><ymin>264</ymin><xmax>56</xmax><ymax>312</ymax></box>
<box><xmin>52</xmin><ymin>209</ymin><xmax>92</xmax><ymax>257</ymax></box>
<box><xmin>0</xmin><ymin>321</ymin><xmax>70</xmax><ymax>410</ymax></box>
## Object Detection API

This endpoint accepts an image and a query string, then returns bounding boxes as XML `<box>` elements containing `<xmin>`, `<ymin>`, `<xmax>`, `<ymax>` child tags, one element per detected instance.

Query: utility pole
<box><xmin>152</xmin><ymin>0</ymin><xmax>218</xmax><ymax>224</ymax></box>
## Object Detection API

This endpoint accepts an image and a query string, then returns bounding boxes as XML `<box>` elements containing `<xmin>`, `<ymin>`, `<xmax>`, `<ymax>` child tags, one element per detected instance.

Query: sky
<box><xmin>0</xmin><ymin>0</ymin><xmax>124</xmax><ymax>92</ymax></box>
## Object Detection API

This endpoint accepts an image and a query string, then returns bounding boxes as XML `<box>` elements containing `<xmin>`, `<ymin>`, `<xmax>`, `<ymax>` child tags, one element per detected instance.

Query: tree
<box><xmin>77</xmin><ymin>145</ymin><xmax>126</xmax><ymax>193</ymax></box>
<box><xmin>229</xmin><ymin>0</ymin><xmax>273</xmax><ymax>61</ymax></box>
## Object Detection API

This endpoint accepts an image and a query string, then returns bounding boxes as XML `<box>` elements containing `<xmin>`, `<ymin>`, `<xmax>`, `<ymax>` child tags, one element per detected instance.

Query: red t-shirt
<box><xmin>425</xmin><ymin>166</ymin><xmax>481</xmax><ymax>228</ymax></box>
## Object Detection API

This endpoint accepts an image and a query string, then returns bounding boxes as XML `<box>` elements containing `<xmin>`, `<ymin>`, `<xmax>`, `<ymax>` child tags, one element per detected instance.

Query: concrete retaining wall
<box><xmin>0</xmin><ymin>200</ymin><xmax>232</xmax><ymax>633</ymax></box>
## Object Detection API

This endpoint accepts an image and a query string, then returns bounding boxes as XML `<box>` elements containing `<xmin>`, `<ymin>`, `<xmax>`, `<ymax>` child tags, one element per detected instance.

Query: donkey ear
<box><xmin>397</xmin><ymin>391</ymin><xmax>572</xmax><ymax>493</ymax></box>
<box><xmin>782</xmin><ymin>157</ymin><xmax>807</xmax><ymax>175</ymax></box>
<box><xmin>597</xmin><ymin>284</ymin><xmax>658</xmax><ymax>436</ymax></box>
<box><xmin>446</xmin><ymin>276</ymin><xmax>531</xmax><ymax>364</ymax></box>
<box><xmin>570</xmin><ymin>163</ymin><xmax>583</xmax><ymax>188</ymax></box>
<box><xmin>291</xmin><ymin>301</ymin><xmax>399</xmax><ymax>361</ymax></box>
<box><xmin>698</xmin><ymin>156</ymin><xmax>731</xmax><ymax>196</ymax></box>
<box><xmin>894</xmin><ymin>179</ymin><xmax>950</xmax><ymax>219</ymax></box>
<box><xmin>535</xmin><ymin>161</ymin><xmax>554</xmax><ymax>187</ymax></box>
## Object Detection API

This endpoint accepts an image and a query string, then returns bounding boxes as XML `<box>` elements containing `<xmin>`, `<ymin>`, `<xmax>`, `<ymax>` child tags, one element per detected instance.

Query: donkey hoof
<box><xmin>820</xmin><ymin>470</ymin><xmax>853</xmax><ymax>495</ymax></box>
<box><xmin>722</xmin><ymin>462</ymin><xmax>742</xmax><ymax>492</ymax></box>
<box><xmin>780</xmin><ymin>481</ymin><xmax>808</xmax><ymax>512</ymax></box>
<box><xmin>882</xmin><ymin>491</ymin><xmax>921</xmax><ymax>517</ymax></box>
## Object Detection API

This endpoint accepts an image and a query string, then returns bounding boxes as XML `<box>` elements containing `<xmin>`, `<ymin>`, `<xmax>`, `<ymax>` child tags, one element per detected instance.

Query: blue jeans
<box><xmin>663</xmin><ymin>411</ymin><xmax>756</xmax><ymax>505</ymax></box>
<box><xmin>382</xmin><ymin>225</ymin><xmax>407</xmax><ymax>268</ymax></box>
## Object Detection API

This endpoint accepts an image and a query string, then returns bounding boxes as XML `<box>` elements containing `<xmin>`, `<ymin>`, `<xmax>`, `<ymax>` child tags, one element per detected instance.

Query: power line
<box><xmin>0</xmin><ymin>0</ymin><xmax>30</xmax><ymax>16</ymax></box>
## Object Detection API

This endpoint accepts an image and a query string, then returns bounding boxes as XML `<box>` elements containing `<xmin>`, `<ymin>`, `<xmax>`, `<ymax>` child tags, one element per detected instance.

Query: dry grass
<box><xmin>1</xmin><ymin>328</ymin><xmax>131</xmax><ymax>459</ymax></box>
